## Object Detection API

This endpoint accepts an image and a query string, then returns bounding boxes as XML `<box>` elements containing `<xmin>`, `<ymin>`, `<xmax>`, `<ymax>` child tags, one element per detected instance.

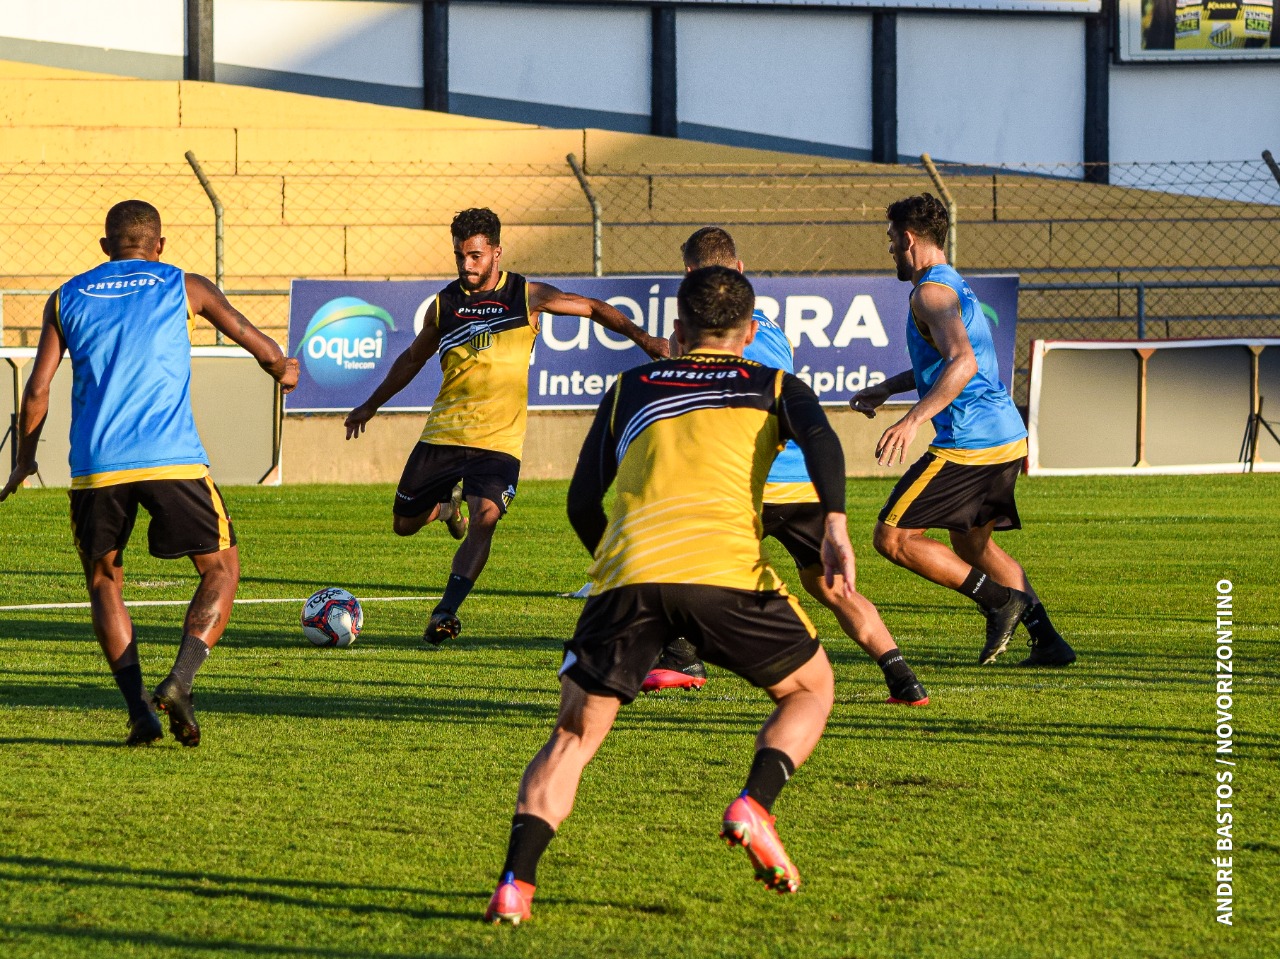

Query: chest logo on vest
<box><xmin>471</xmin><ymin>329</ymin><xmax>493</xmax><ymax>351</ymax></box>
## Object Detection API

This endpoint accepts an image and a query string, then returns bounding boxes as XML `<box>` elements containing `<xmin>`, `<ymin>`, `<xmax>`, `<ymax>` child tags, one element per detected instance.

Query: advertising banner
<box><xmin>287</xmin><ymin>275</ymin><xmax>1019</xmax><ymax>413</ymax></box>
<box><xmin>1120</xmin><ymin>0</ymin><xmax>1280</xmax><ymax>60</ymax></box>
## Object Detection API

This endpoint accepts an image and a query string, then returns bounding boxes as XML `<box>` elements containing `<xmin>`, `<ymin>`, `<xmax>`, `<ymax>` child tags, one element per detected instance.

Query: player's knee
<box><xmin>392</xmin><ymin>514</ymin><xmax>421</xmax><ymax>537</ymax></box>
<box><xmin>873</xmin><ymin>523</ymin><xmax>903</xmax><ymax>562</ymax></box>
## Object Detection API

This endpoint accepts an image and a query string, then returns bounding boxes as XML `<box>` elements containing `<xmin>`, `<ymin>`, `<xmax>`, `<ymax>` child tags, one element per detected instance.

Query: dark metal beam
<box><xmin>1084</xmin><ymin>0</ymin><xmax>1112</xmax><ymax>184</ymax></box>
<box><xmin>185</xmin><ymin>0</ymin><xmax>214</xmax><ymax>82</ymax></box>
<box><xmin>651</xmin><ymin>5</ymin><xmax>677</xmax><ymax>138</ymax></box>
<box><xmin>423</xmin><ymin>1</ymin><xmax>450</xmax><ymax>112</ymax></box>
<box><xmin>871</xmin><ymin>12</ymin><xmax>897</xmax><ymax>165</ymax></box>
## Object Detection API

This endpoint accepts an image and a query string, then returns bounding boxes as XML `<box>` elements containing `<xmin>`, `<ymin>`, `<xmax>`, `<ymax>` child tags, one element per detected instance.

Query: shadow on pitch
<box><xmin>0</xmin><ymin>855</ymin><xmax>478</xmax><ymax>924</ymax></box>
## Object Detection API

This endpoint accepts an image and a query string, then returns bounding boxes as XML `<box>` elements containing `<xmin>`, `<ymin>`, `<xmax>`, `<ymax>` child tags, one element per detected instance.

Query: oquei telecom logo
<box><xmin>295</xmin><ymin>296</ymin><xmax>397</xmax><ymax>389</ymax></box>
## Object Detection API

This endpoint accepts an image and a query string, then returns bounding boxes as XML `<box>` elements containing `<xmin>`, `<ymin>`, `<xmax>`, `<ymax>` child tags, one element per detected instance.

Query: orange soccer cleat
<box><xmin>484</xmin><ymin>872</ymin><xmax>535</xmax><ymax>925</ymax></box>
<box><xmin>720</xmin><ymin>792</ymin><xmax>801</xmax><ymax>893</ymax></box>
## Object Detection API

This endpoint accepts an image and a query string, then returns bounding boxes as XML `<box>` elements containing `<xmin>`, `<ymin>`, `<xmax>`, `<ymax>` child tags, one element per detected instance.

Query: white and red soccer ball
<box><xmin>301</xmin><ymin>588</ymin><xmax>363</xmax><ymax>647</ymax></box>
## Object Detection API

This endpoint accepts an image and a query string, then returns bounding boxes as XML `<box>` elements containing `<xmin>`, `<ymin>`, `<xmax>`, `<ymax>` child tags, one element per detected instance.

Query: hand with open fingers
<box><xmin>344</xmin><ymin>404</ymin><xmax>376</xmax><ymax>440</ymax></box>
<box><xmin>278</xmin><ymin>357</ymin><xmax>300</xmax><ymax>393</ymax></box>
<box><xmin>849</xmin><ymin>384</ymin><xmax>890</xmax><ymax>418</ymax></box>
<box><xmin>0</xmin><ymin>462</ymin><xmax>37</xmax><ymax>503</ymax></box>
<box><xmin>820</xmin><ymin>515</ymin><xmax>856</xmax><ymax>597</ymax></box>
<box><xmin>876</xmin><ymin>417</ymin><xmax>919</xmax><ymax>467</ymax></box>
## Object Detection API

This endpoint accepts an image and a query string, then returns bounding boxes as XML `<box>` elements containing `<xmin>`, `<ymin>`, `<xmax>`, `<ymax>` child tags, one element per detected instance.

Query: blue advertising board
<box><xmin>286</xmin><ymin>275</ymin><xmax>1019</xmax><ymax>413</ymax></box>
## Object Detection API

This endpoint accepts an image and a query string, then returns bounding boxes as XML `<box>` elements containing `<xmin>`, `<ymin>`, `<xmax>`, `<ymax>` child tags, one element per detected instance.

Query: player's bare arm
<box><xmin>777</xmin><ymin>372</ymin><xmax>856</xmax><ymax>596</ymax></box>
<box><xmin>185</xmin><ymin>274</ymin><xmax>299</xmax><ymax>392</ymax></box>
<box><xmin>344</xmin><ymin>303</ymin><xmax>442</xmax><ymax>439</ymax></box>
<box><xmin>529</xmin><ymin>282</ymin><xmax>670</xmax><ymax>360</ymax></box>
<box><xmin>0</xmin><ymin>294</ymin><xmax>64</xmax><ymax>502</ymax></box>
<box><xmin>849</xmin><ymin>369</ymin><xmax>916</xmax><ymax>418</ymax></box>
<box><xmin>874</xmin><ymin>283</ymin><xmax>977</xmax><ymax>466</ymax></box>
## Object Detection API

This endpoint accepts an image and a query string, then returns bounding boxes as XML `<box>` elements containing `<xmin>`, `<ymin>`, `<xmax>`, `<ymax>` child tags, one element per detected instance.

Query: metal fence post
<box><xmin>566</xmin><ymin>153</ymin><xmax>603</xmax><ymax>276</ymax></box>
<box><xmin>921</xmin><ymin>153</ymin><xmax>957</xmax><ymax>267</ymax></box>
<box><xmin>1136</xmin><ymin>283</ymin><xmax>1146</xmax><ymax>339</ymax></box>
<box><xmin>1264</xmin><ymin>149</ymin><xmax>1280</xmax><ymax>189</ymax></box>
<box><xmin>184</xmin><ymin>150</ymin><xmax>226</xmax><ymax>343</ymax></box>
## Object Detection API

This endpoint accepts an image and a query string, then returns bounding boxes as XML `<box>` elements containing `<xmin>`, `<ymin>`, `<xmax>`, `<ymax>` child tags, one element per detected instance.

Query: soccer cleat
<box><xmin>125</xmin><ymin>711</ymin><xmax>164</xmax><ymax>746</ymax></box>
<box><xmin>484</xmin><ymin>872</ymin><xmax>534</xmax><ymax>925</ymax></box>
<box><xmin>978</xmin><ymin>589</ymin><xmax>1033</xmax><ymax>665</ymax></box>
<box><xmin>886</xmin><ymin>680</ymin><xmax>930</xmax><ymax>706</ymax></box>
<box><xmin>720</xmin><ymin>792</ymin><xmax>801</xmax><ymax>893</ymax></box>
<box><xmin>424</xmin><ymin>611</ymin><xmax>461</xmax><ymax>646</ymax></box>
<box><xmin>151</xmin><ymin>676</ymin><xmax>200</xmax><ymax>747</ymax></box>
<box><xmin>444</xmin><ymin>484</ymin><xmax>468</xmax><ymax>541</ymax></box>
<box><xmin>1018</xmin><ymin>634</ymin><xmax>1077</xmax><ymax>667</ymax></box>
<box><xmin>641</xmin><ymin>663</ymin><xmax>708</xmax><ymax>693</ymax></box>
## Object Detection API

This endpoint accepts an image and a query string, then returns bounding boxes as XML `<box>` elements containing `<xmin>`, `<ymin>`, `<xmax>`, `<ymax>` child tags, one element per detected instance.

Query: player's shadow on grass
<box><xmin>3</xmin><ymin>923</ymin><xmax>465</xmax><ymax>959</ymax></box>
<box><xmin>0</xmin><ymin>856</ymin><xmax>479</xmax><ymax>927</ymax></box>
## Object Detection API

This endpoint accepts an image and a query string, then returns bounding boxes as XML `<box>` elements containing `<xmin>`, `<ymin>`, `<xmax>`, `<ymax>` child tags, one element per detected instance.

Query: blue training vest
<box><xmin>57</xmin><ymin>260</ymin><xmax>209</xmax><ymax>479</ymax></box>
<box><xmin>907</xmin><ymin>265</ymin><xmax>1026</xmax><ymax>450</ymax></box>
<box><xmin>744</xmin><ymin>308</ymin><xmax>812</xmax><ymax>486</ymax></box>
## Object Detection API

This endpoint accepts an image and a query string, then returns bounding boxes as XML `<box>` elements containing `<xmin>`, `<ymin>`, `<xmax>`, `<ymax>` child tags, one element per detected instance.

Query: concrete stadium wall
<box><xmin>2</xmin><ymin>1</ymin><xmax>1276</xmax><ymax>166</ymax></box>
<box><xmin>281</xmin><ymin>405</ymin><xmax>937</xmax><ymax>484</ymax></box>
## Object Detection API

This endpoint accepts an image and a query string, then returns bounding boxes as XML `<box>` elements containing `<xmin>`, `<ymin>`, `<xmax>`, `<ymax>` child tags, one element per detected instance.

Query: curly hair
<box><xmin>451</xmin><ymin>207</ymin><xmax>501</xmax><ymax>245</ymax></box>
<box><xmin>886</xmin><ymin>193</ymin><xmax>949</xmax><ymax>250</ymax></box>
<box><xmin>677</xmin><ymin>266</ymin><xmax>755</xmax><ymax>335</ymax></box>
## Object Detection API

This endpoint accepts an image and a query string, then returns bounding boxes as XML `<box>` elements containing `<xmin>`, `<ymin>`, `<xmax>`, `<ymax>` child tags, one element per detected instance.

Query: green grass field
<box><xmin>1</xmin><ymin>476</ymin><xmax>1277</xmax><ymax>959</ymax></box>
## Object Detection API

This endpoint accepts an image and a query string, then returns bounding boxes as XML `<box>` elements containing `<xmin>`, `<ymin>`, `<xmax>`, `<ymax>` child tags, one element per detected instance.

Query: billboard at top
<box><xmin>286</xmin><ymin>275</ymin><xmax>1019</xmax><ymax>414</ymax></box>
<box><xmin>1120</xmin><ymin>0</ymin><xmax>1280</xmax><ymax>59</ymax></box>
<box><xmin>598</xmin><ymin>0</ymin><xmax>1099</xmax><ymax>10</ymax></box>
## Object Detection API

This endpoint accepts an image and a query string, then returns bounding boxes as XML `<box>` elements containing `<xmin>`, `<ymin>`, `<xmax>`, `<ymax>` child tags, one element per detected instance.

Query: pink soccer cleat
<box><xmin>720</xmin><ymin>792</ymin><xmax>801</xmax><ymax>893</ymax></box>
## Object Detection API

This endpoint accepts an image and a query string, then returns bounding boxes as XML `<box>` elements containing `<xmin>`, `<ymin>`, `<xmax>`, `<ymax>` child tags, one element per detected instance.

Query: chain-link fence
<box><xmin>2</xmin><ymin>154</ymin><xmax>1277</xmax><ymax>398</ymax></box>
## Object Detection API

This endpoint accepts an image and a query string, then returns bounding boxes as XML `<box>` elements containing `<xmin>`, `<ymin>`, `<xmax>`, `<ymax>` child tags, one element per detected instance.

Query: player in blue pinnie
<box><xmin>850</xmin><ymin>193</ymin><xmax>1075</xmax><ymax>667</ymax></box>
<box><xmin>643</xmin><ymin>228</ymin><xmax>928</xmax><ymax>706</ymax></box>
<box><xmin>0</xmin><ymin>200</ymin><xmax>299</xmax><ymax>746</ymax></box>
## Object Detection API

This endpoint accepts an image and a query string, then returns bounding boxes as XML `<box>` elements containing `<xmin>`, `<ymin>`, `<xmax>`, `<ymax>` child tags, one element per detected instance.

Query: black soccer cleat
<box><xmin>152</xmin><ymin>676</ymin><xmax>201</xmax><ymax>747</ymax></box>
<box><xmin>978</xmin><ymin>589</ymin><xmax>1033</xmax><ymax>665</ymax></box>
<box><xmin>125</xmin><ymin>710</ymin><xmax>164</xmax><ymax>747</ymax></box>
<box><xmin>886</xmin><ymin>679</ymin><xmax>930</xmax><ymax>706</ymax></box>
<box><xmin>1018</xmin><ymin>634</ymin><xmax>1077</xmax><ymax>667</ymax></box>
<box><xmin>424</xmin><ymin>611</ymin><xmax>461</xmax><ymax>646</ymax></box>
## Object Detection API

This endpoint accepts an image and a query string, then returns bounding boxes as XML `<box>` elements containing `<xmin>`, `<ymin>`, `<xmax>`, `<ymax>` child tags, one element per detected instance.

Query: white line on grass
<box><xmin>0</xmin><ymin>596</ymin><xmax>439</xmax><ymax>612</ymax></box>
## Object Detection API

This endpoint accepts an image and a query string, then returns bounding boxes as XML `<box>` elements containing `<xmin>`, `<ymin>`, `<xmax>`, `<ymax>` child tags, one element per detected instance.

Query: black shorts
<box><xmin>393</xmin><ymin>442</ymin><xmax>520</xmax><ymax>517</ymax></box>
<box><xmin>761</xmin><ymin>502</ymin><xmax>824</xmax><ymax>571</ymax></box>
<box><xmin>68</xmin><ymin>476</ymin><xmax>236</xmax><ymax>562</ymax></box>
<box><xmin>879</xmin><ymin>452</ymin><xmax>1022</xmax><ymax>532</ymax></box>
<box><xmin>560</xmin><ymin>583</ymin><xmax>820</xmax><ymax>704</ymax></box>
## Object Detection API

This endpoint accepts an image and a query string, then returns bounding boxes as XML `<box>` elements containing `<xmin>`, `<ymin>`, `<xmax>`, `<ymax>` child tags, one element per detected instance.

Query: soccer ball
<box><xmin>301</xmin><ymin>588</ymin><xmax>363</xmax><ymax>647</ymax></box>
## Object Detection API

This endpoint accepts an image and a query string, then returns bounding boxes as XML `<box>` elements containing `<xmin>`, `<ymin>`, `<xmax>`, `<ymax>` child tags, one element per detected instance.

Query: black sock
<box><xmin>434</xmin><ymin>574</ymin><xmax>474</xmax><ymax>616</ymax></box>
<box><xmin>112</xmin><ymin>662</ymin><xmax>151</xmax><ymax>720</ymax></box>
<box><xmin>168</xmin><ymin>634</ymin><xmax>210</xmax><ymax>691</ymax></box>
<box><xmin>1022</xmin><ymin>602</ymin><xmax>1061</xmax><ymax>643</ymax></box>
<box><xmin>501</xmin><ymin>813</ymin><xmax>556</xmax><ymax>886</ymax></box>
<box><xmin>743</xmin><ymin>748</ymin><xmax>796</xmax><ymax>814</ymax></box>
<box><xmin>958</xmin><ymin>568</ymin><xmax>1012</xmax><ymax>611</ymax></box>
<box><xmin>877</xmin><ymin>648</ymin><xmax>918</xmax><ymax>691</ymax></box>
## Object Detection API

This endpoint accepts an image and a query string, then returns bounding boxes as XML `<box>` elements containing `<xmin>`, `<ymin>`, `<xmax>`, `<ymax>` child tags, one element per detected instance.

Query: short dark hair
<box><xmin>451</xmin><ymin>207</ymin><xmax>501</xmax><ymax>245</ymax></box>
<box><xmin>681</xmin><ymin>226</ymin><xmax>737</xmax><ymax>268</ymax></box>
<box><xmin>104</xmin><ymin>200</ymin><xmax>161</xmax><ymax>250</ymax></box>
<box><xmin>886</xmin><ymin>193</ymin><xmax>949</xmax><ymax>250</ymax></box>
<box><xmin>677</xmin><ymin>266</ymin><xmax>755</xmax><ymax>336</ymax></box>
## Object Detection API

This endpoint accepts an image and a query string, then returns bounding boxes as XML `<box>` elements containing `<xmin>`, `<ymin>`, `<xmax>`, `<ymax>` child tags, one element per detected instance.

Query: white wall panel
<box><xmin>898</xmin><ymin>14</ymin><xmax>1085</xmax><ymax>166</ymax></box>
<box><xmin>214</xmin><ymin>0</ymin><xmax>422</xmax><ymax>87</ymax></box>
<box><xmin>676</xmin><ymin>9</ymin><xmax>873</xmax><ymax>150</ymax></box>
<box><xmin>1110</xmin><ymin>63</ymin><xmax>1280</xmax><ymax>163</ymax></box>
<box><xmin>450</xmin><ymin>3</ymin><xmax>650</xmax><ymax>116</ymax></box>
<box><xmin>0</xmin><ymin>0</ymin><xmax>182</xmax><ymax>55</ymax></box>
